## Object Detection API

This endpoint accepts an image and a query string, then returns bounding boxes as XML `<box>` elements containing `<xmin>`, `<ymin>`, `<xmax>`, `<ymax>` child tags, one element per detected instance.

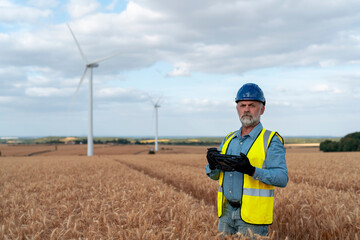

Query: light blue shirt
<box><xmin>205</xmin><ymin>123</ymin><xmax>288</xmax><ymax>202</ymax></box>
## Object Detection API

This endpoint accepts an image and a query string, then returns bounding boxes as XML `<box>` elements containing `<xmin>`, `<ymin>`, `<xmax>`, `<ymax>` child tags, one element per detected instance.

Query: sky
<box><xmin>1</xmin><ymin>0</ymin><xmax>360</xmax><ymax>138</ymax></box>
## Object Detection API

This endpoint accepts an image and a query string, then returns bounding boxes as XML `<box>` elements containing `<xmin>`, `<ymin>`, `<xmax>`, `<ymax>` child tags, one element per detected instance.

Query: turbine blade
<box><xmin>68</xmin><ymin>67</ymin><xmax>88</xmax><ymax>112</ymax></box>
<box><xmin>146</xmin><ymin>93</ymin><xmax>155</xmax><ymax>106</ymax></box>
<box><xmin>67</xmin><ymin>23</ymin><xmax>88</xmax><ymax>63</ymax></box>
<box><xmin>90</xmin><ymin>51</ymin><xmax>122</xmax><ymax>65</ymax></box>
<box><xmin>155</xmin><ymin>96</ymin><xmax>163</xmax><ymax>106</ymax></box>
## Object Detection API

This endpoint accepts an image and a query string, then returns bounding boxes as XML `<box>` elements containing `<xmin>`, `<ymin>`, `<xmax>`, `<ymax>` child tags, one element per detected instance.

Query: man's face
<box><xmin>236</xmin><ymin>101</ymin><xmax>265</xmax><ymax>128</ymax></box>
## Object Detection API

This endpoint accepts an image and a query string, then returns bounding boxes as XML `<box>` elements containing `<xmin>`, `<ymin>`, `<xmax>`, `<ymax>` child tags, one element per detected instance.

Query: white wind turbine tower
<box><xmin>67</xmin><ymin>23</ymin><xmax>120</xmax><ymax>156</ymax></box>
<box><xmin>149</xmin><ymin>96</ymin><xmax>162</xmax><ymax>152</ymax></box>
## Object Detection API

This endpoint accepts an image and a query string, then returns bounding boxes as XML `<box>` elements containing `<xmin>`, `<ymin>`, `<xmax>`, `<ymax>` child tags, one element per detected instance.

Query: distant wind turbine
<box><xmin>148</xmin><ymin>96</ymin><xmax>162</xmax><ymax>152</ymax></box>
<box><xmin>67</xmin><ymin>23</ymin><xmax>120</xmax><ymax>156</ymax></box>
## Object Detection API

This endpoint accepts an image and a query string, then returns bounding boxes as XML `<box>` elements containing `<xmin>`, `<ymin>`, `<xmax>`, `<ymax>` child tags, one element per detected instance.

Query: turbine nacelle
<box><xmin>87</xmin><ymin>63</ymin><xmax>99</xmax><ymax>68</ymax></box>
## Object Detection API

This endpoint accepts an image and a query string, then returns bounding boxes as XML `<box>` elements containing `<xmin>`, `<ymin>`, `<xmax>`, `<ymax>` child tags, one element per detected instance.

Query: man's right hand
<box><xmin>206</xmin><ymin>148</ymin><xmax>219</xmax><ymax>170</ymax></box>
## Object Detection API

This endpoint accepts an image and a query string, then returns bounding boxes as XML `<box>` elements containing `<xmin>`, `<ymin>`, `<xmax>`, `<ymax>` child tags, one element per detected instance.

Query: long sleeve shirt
<box><xmin>205</xmin><ymin>123</ymin><xmax>288</xmax><ymax>202</ymax></box>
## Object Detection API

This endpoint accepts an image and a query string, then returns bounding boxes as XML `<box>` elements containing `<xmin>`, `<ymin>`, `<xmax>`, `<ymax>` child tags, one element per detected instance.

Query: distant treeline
<box><xmin>0</xmin><ymin>137</ymin><xmax>222</xmax><ymax>146</ymax></box>
<box><xmin>320</xmin><ymin>132</ymin><xmax>360</xmax><ymax>152</ymax></box>
<box><xmin>1</xmin><ymin>136</ymin><xmax>342</xmax><ymax>146</ymax></box>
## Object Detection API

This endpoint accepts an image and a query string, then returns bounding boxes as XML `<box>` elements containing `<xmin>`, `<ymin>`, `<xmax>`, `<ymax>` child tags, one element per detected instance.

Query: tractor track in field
<box><xmin>113</xmin><ymin>159</ymin><xmax>216</xmax><ymax>207</ymax></box>
<box><xmin>133</xmin><ymin>150</ymin><xmax>149</xmax><ymax>155</ymax></box>
<box><xmin>28</xmin><ymin>149</ymin><xmax>55</xmax><ymax>156</ymax></box>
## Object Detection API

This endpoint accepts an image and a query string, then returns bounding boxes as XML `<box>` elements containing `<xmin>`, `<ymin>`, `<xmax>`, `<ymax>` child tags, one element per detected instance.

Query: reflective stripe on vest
<box><xmin>243</xmin><ymin>188</ymin><xmax>274</xmax><ymax>197</ymax></box>
<box><xmin>217</xmin><ymin>128</ymin><xmax>282</xmax><ymax>224</ymax></box>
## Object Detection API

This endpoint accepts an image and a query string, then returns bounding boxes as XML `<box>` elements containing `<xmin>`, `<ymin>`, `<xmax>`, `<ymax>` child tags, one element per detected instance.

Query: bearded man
<box><xmin>205</xmin><ymin>83</ymin><xmax>288</xmax><ymax>237</ymax></box>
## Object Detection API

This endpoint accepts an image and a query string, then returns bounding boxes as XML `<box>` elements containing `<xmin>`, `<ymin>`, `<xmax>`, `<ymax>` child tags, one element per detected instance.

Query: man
<box><xmin>205</xmin><ymin>83</ymin><xmax>288</xmax><ymax>237</ymax></box>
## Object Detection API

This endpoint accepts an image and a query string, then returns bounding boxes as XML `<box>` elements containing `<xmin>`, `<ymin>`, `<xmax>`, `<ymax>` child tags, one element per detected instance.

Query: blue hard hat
<box><xmin>235</xmin><ymin>83</ymin><xmax>266</xmax><ymax>105</ymax></box>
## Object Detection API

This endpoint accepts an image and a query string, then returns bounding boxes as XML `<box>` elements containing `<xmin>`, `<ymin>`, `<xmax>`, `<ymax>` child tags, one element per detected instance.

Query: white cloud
<box><xmin>0</xmin><ymin>33</ymin><xmax>10</xmax><ymax>41</ymax></box>
<box><xmin>319</xmin><ymin>59</ymin><xmax>338</xmax><ymax>67</ymax></box>
<box><xmin>167</xmin><ymin>62</ymin><xmax>190</xmax><ymax>77</ymax></box>
<box><xmin>97</xmin><ymin>87</ymin><xmax>131</xmax><ymax>97</ymax></box>
<box><xmin>0</xmin><ymin>96</ymin><xmax>15</xmax><ymax>103</ymax></box>
<box><xmin>27</xmin><ymin>75</ymin><xmax>51</xmax><ymax>85</ymax></box>
<box><xmin>27</xmin><ymin>0</ymin><xmax>59</xmax><ymax>8</ymax></box>
<box><xmin>9</xmin><ymin>67</ymin><xmax>59</xmax><ymax>88</ymax></box>
<box><xmin>182</xmin><ymin>98</ymin><xmax>209</xmax><ymax>106</ymax></box>
<box><xmin>275</xmin><ymin>87</ymin><xmax>290</xmax><ymax>93</ymax></box>
<box><xmin>310</xmin><ymin>84</ymin><xmax>343</xmax><ymax>93</ymax></box>
<box><xmin>95</xmin><ymin>87</ymin><xmax>146</xmax><ymax>102</ymax></box>
<box><xmin>0</xmin><ymin>0</ymin><xmax>12</xmax><ymax>7</ymax></box>
<box><xmin>270</xmin><ymin>101</ymin><xmax>291</xmax><ymax>107</ymax></box>
<box><xmin>179</xmin><ymin>98</ymin><xmax>232</xmax><ymax>113</ymax></box>
<box><xmin>0</xmin><ymin>0</ymin><xmax>51</xmax><ymax>23</ymax></box>
<box><xmin>67</xmin><ymin>0</ymin><xmax>100</xmax><ymax>19</ymax></box>
<box><xmin>25</xmin><ymin>87</ymin><xmax>72</xmax><ymax>97</ymax></box>
<box><xmin>121</xmin><ymin>1</ymin><xmax>164</xmax><ymax>21</ymax></box>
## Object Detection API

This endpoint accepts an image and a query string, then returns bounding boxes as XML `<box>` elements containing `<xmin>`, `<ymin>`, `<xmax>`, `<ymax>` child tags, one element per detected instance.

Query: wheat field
<box><xmin>0</xmin><ymin>145</ymin><xmax>359</xmax><ymax>239</ymax></box>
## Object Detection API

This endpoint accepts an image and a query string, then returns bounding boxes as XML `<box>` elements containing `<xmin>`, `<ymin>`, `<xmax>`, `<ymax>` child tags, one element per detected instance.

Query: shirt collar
<box><xmin>234</xmin><ymin>122</ymin><xmax>263</xmax><ymax>139</ymax></box>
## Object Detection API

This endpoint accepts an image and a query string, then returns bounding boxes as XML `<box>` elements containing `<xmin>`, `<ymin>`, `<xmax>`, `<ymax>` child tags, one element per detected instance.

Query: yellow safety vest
<box><xmin>217</xmin><ymin>128</ymin><xmax>283</xmax><ymax>225</ymax></box>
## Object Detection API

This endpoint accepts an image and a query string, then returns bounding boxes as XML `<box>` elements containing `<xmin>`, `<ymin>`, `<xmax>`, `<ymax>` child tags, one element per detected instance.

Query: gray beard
<box><xmin>240</xmin><ymin>114</ymin><xmax>260</xmax><ymax>127</ymax></box>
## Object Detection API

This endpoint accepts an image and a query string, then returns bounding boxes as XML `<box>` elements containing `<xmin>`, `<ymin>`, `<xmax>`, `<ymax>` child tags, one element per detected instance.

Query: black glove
<box><xmin>207</xmin><ymin>148</ymin><xmax>241</xmax><ymax>172</ymax></box>
<box><xmin>234</xmin><ymin>153</ymin><xmax>255</xmax><ymax>176</ymax></box>
<box><xmin>206</xmin><ymin>148</ymin><xmax>219</xmax><ymax>170</ymax></box>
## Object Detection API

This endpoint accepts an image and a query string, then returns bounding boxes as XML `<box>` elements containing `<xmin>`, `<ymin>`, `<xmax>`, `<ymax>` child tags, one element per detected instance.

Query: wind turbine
<box><xmin>149</xmin><ymin>96</ymin><xmax>162</xmax><ymax>152</ymax></box>
<box><xmin>67</xmin><ymin>23</ymin><xmax>120</xmax><ymax>156</ymax></box>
